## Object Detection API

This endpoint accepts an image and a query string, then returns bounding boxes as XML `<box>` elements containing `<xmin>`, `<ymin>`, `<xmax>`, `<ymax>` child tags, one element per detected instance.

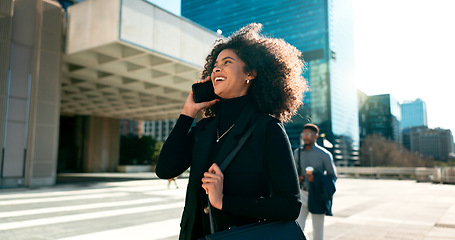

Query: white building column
<box><xmin>0</xmin><ymin>0</ymin><xmax>63</xmax><ymax>188</ymax></box>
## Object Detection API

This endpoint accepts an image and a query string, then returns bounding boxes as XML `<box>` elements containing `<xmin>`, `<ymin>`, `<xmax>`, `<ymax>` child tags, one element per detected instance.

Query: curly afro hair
<box><xmin>201</xmin><ymin>23</ymin><xmax>307</xmax><ymax>123</ymax></box>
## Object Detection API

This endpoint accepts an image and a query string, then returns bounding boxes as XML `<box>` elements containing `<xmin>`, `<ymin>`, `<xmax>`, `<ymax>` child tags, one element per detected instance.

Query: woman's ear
<box><xmin>248</xmin><ymin>70</ymin><xmax>257</xmax><ymax>79</ymax></box>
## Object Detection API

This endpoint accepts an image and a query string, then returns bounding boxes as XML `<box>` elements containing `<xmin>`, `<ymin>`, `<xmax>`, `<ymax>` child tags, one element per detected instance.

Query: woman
<box><xmin>156</xmin><ymin>23</ymin><xmax>307</xmax><ymax>240</ymax></box>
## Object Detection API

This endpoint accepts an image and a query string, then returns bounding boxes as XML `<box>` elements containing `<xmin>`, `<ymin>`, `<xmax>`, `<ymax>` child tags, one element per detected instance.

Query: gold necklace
<box><xmin>216</xmin><ymin>124</ymin><xmax>235</xmax><ymax>142</ymax></box>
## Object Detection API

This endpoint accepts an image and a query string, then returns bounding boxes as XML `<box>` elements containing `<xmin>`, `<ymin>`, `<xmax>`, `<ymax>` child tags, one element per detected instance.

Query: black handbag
<box><xmin>202</xmin><ymin>220</ymin><xmax>305</xmax><ymax>240</ymax></box>
<box><xmin>200</xmin><ymin>121</ymin><xmax>306</xmax><ymax>240</ymax></box>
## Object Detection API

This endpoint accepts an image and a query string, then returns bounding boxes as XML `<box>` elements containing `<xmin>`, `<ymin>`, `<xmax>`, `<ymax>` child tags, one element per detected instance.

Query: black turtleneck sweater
<box><xmin>160</xmin><ymin>95</ymin><xmax>250</xmax><ymax>171</ymax></box>
<box><xmin>210</xmin><ymin>95</ymin><xmax>250</xmax><ymax>159</ymax></box>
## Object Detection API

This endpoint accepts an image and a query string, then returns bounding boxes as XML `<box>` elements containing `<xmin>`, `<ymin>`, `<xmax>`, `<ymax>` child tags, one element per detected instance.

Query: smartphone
<box><xmin>192</xmin><ymin>80</ymin><xmax>220</xmax><ymax>103</ymax></box>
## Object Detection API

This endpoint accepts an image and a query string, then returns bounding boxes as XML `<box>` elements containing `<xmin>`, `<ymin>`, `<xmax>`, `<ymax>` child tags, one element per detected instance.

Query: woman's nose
<box><xmin>213</xmin><ymin>66</ymin><xmax>221</xmax><ymax>72</ymax></box>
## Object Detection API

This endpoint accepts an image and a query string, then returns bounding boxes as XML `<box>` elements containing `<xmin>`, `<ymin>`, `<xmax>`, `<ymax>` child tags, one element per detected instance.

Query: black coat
<box><xmin>308</xmin><ymin>171</ymin><xmax>336</xmax><ymax>216</ymax></box>
<box><xmin>156</xmin><ymin>103</ymin><xmax>301</xmax><ymax>240</ymax></box>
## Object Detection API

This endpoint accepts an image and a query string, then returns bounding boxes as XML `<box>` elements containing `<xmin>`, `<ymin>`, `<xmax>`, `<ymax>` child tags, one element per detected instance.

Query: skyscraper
<box><xmin>358</xmin><ymin>90</ymin><xmax>369</xmax><ymax>140</ymax></box>
<box><xmin>401</xmin><ymin>98</ymin><xmax>427</xmax><ymax>130</ymax></box>
<box><xmin>182</xmin><ymin>0</ymin><xmax>359</xmax><ymax>165</ymax></box>
<box><xmin>361</xmin><ymin>94</ymin><xmax>402</xmax><ymax>143</ymax></box>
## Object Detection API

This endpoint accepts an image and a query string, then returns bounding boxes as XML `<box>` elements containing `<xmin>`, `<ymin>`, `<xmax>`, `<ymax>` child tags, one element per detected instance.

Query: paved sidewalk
<box><xmin>56</xmin><ymin>172</ymin><xmax>189</xmax><ymax>185</ymax></box>
<box><xmin>5</xmin><ymin>173</ymin><xmax>455</xmax><ymax>240</ymax></box>
<box><xmin>323</xmin><ymin>178</ymin><xmax>455</xmax><ymax>240</ymax></box>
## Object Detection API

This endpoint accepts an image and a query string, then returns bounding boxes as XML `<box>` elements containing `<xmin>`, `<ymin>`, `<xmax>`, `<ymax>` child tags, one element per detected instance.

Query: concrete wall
<box><xmin>83</xmin><ymin>116</ymin><xmax>120</xmax><ymax>172</ymax></box>
<box><xmin>0</xmin><ymin>0</ymin><xmax>13</xmax><ymax>184</ymax></box>
<box><xmin>1</xmin><ymin>0</ymin><xmax>39</xmax><ymax>187</ymax></box>
<box><xmin>25</xmin><ymin>1</ymin><xmax>64</xmax><ymax>187</ymax></box>
<box><xmin>120</xmin><ymin>0</ymin><xmax>216</xmax><ymax>66</ymax></box>
<box><xmin>66</xmin><ymin>0</ymin><xmax>218</xmax><ymax>67</ymax></box>
<box><xmin>66</xmin><ymin>0</ymin><xmax>120</xmax><ymax>54</ymax></box>
<box><xmin>0</xmin><ymin>0</ymin><xmax>63</xmax><ymax>188</ymax></box>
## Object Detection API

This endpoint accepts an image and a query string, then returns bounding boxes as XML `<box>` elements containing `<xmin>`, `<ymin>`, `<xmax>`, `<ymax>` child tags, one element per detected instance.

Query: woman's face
<box><xmin>210</xmin><ymin>49</ymin><xmax>251</xmax><ymax>99</ymax></box>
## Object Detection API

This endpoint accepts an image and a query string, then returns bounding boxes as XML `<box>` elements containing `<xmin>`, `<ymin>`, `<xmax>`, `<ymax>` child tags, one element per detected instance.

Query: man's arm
<box><xmin>324</xmin><ymin>152</ymin><xmax>337</xmax><ymax>180</ymax></box>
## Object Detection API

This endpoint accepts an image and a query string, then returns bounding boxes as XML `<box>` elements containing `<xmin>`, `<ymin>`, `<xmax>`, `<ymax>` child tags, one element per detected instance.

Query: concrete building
<box><xmin>404</xmin><ymin>126</ymin><xmax>454</xmax><ymax>162</ymax></box>
<box><xmin>142</xmin><ymin>119</ymin><xmax>177</xmax><ymax>142</ymax></box>
<box><xmin>1</xmin><ymin>0</ymin><xmax>63</xmax><ymax>188</ymax></box>
<box><xmin>1</xmin><ymin>0</ymin><xmax>218</xmax><ymax>188</ymax></box>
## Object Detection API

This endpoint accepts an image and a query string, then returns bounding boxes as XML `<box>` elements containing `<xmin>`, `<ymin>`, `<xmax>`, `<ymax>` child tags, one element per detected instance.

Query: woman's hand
<box><xmin>181</xmin><ymin>76</ymin><xmax>219</xmax><ymax>118</ymax></box>
<box><xmin>202</xmin><ymin>163</ymin><xmax>224</xmax><ymax>210</ymax></box>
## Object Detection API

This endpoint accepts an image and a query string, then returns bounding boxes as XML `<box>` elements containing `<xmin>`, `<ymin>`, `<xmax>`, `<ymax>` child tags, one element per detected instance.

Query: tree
<box><xmin>151</xmin><ymin>141</ymin><xmax>163</xmax><ymax>166</ymax></box>
<box><xmin>119</xmin><ymin>134</ymin><xmax>157</xmax><ymax>165</ymax></box>
<box><xmin>360</xmin><ymin>134</ymin><xmax>432</xmax><ymax>167</ymax></box>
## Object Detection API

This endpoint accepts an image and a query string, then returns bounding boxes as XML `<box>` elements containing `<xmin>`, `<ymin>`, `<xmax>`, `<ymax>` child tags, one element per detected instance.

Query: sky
<box><xmin>352</xmin><ymin>0</ymin><xmax>455</xmax><ymax>134</ymax></box>
<box><xmin>148</xmin><ymin>0</ymin><xmax>455</xmax><ymax>134</ymax></box>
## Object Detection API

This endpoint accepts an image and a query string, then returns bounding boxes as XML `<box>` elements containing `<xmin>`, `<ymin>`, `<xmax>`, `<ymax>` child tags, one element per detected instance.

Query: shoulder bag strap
<box><xmin>208</xmin><ymin>120</ymin><xmax>261</xmax><ymax>234</ymax></box>
<box><xmin>219</xmin><ymin>120</ymin><xmax>260</xmax><ymax>172</ymax></box>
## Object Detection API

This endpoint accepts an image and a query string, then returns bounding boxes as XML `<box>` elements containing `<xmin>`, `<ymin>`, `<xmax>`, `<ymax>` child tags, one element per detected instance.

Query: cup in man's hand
<box><xmin>305</xmin><ymin>166</ymin><xmax>314</xmax><ymax>182</ymax></box>
<box><xmin>305</xmin><ymin>166</ymin><xmax>314</xmax><ymax>175</ymax></box>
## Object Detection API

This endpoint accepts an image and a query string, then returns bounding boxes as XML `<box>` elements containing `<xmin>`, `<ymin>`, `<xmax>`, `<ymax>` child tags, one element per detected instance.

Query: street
<box><xmin>1</xmin><ymin>176</ymin><xmax>455</xmax><ymax>239</ymax></box>
<box><xmin>0</xmin><ymin>178</ymin><xmax>186</xmax><ymax>240</ymax></box>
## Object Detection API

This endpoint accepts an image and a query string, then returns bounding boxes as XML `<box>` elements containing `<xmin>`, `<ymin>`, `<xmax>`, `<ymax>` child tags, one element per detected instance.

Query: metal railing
<box><xmin>337</xmin><ymin>167</ymin><xmax>455</xmax><ymax>184</ymax></box>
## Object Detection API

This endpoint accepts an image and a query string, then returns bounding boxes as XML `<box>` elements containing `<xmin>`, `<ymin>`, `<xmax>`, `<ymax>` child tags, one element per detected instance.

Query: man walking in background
<box><xmin>294</xmin><ymin>123</ymin><xmax>337</xmax><ymax>240</ymax></box>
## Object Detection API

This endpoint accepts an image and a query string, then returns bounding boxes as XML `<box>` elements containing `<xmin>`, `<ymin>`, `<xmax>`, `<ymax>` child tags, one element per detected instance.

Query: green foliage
<box><xmin>435</xmin><ymin>159</ymin><xmax>455</xmax><ymax>167</ymax></box>
<box><xmin>360</xmin><ymin>134</ymin><xmax>434</xmax><ymax>167</ymax></box>
<box><xmin>119</xmin><ymin>134</ymin><xmax>157</xmax><ymax>165</ymax></box>
<box><xmin>151</xmin><ymin>141</ymin><xmax>164</xmax><ymax>166</ymax></box>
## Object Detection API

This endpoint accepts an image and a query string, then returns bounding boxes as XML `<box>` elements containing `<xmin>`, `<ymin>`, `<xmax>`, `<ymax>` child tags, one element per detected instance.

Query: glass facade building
<box><xmin>361</xmin><ymin>94</ymin><xmax>402</xmax><ymax>143</ymax></box>
<box><xmin>401</xmin><ymin>98</ymin><xmax>427</xmax><ymax>130</ymax></box>
<box><xmin>182</xmin><ymin>0</ymin><xmax>359</xmax><ymax>165</ymax></box>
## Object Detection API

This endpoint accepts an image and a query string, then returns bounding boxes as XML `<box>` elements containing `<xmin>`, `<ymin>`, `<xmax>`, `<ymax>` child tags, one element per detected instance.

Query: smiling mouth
<box><xmin>214</xmin><ymin>77</ymin><xmax>226</xmax><ymax>82</ymax></box>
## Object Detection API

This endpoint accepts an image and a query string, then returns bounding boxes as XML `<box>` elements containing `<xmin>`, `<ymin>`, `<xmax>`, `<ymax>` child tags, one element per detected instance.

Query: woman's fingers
<box><xmin>199</xmin><ymin>98</ymin><xmax>219</xmax><ymax>109</ymax></box>
<box><xmin>202</xmin><ymin>163</ymin><xmax>223</xmax><ymax>185</ymax></box>
<box><xmin>201</xmin><ymin>180</ymin><xmax>219</xmax><ymax>196</ymax></box>
<box><xmin>208</xmin><ymin>163</ymin><xmax>222</xmax><ymax>175</ymax></box>
<box><xmin>201</xmin><ymin>163</ymin><xmax>224</xmax><ymax>209</ymax></box>
<box><xmin>202</xmin><ymin>171</ymin><xmax>222</xmax><ymax>185</ymax></box>
<box><xmin>201</xmin><ymin>76</ymin><xmax>211</xmax><ymax>83</ymax></box>
<box><xmin>195</xmin><ymin>76</ymin><xmax>211</xmax><ymax>84</ymax></box>
<box><xmin>181</xmin><ymin>90</ymin><xmax>219</xmax><ymax>118</ymax></box>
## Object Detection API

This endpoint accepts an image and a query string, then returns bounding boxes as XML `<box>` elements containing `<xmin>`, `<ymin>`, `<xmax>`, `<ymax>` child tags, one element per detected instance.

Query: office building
<box><xmin>182</xmin><ymin>0</ymin><xmax>359</xmax><ymax>165</ymax></box>
<box><xmin>404</xmin><ymin>127</ymin><xmax>454</xmax><ymax>162</ymax></box>
<box><xmin>358</xmin><ymin>90</ymin><xmax>369</xmax><ymax>140</ymax></box>
<box><xmin>401</xmin><ymin>98</ymin><xmax>427</xmax><ymax>130</ymax></box>
<box><xmin>120</xmin><ymin>119</ymin><xmax>141</xmax><ymax>137</ymax></box>
<box><xmin>361</xmin><ymin>94</ymin><xmax>401</xmax><ymax>143</ymax></box>
<box><xmin>142</xmin><ymin>119</ymin><xmax>177</xmax><ymax>142</ymax></box>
